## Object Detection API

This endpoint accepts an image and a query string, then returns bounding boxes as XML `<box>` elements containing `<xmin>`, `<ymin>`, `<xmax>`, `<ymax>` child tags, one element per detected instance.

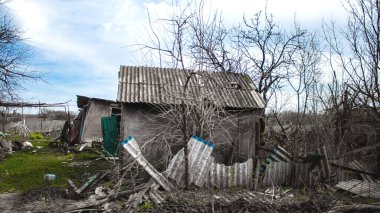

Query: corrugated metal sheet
<box><xmin>261</xmin><ymin>161</ymin><xmax>291</xmax><ymax>186</ymax></box>
<box><xmin>336</xmin><ymin>179</ymin><xmax>380</xmax><ymax>198</ymax></box>
<box><xmin>259</xmin><ymin>146</ymin><xmax>314</xmax><ymax>187</ymax></box>
<box><xmin>121</xmin><ymin>136</ymin><xmax>175</xmax><ymax>192</ymax></box>
<box><xmin>117</xmin><ymin>66</ymin><xmax>265</xmax><ymax>109</ymax></box>
<box><xmin>163</xmin><ymin>135</ymin><xmax>215</xmax><ymax>187</ymax></box>
<box><xmin>260</xmin><ymin>146</ymin><xmax>292</xmax><ymax>174</ymax></box>
<box><xmin>123</xmin><ymin>135</ymin><xmax>256</xmax><ymax>191</ymax></box>
<box><xmin>206</xmin><ymin>158</ymin><xmax>253</xmax><ymax>189</ymax></box>
<box><xmin>292</xmin><ymin>163</ymin><xmax>312</xmax><ymax>187</ymax></box>
<box><xmin>261</xmin><ymin>161</ymin><xmax>312</xmax><ymax>187</ymax></box>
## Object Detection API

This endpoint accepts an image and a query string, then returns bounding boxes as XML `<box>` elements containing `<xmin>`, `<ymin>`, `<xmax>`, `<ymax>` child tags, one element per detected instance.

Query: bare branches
<box><xmin>234</xmin><ymin>9</ymin><xmax>307</xmax><ymax>103</ymax></box>
<box><xmin>0</xmin><ymin>5</ymin><xmax>42</xmax><ymax>101</ymax></box>
<box><xmin>324</xmin><ymin>0</ymin><xmax>380</xmax><ymax>117</ymax></box>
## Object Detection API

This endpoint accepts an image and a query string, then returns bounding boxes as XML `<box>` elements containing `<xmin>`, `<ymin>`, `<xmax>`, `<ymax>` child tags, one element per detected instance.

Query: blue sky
<box><xmin>6</xmin><ymin>0</ymin><xmax>347</xmax><ymax>112</ymax></box>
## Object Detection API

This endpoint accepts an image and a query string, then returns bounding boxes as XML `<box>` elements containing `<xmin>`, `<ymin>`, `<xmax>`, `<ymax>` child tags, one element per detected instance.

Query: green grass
<box><xmin>138</xmin><ymin>201</ymin><xmax>154</xmax><ymax>210</ymax></box>
<box><xmin>0</xmin><ymin>133</ymin><xmax>111</xmax><ymax>193</ymax></box>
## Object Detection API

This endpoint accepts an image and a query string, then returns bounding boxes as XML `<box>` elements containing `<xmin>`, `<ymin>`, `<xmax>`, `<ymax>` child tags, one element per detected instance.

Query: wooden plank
<box><xmin>68</xmin><ymin>179</ymin><xmax>78</xmax><ymax>192</ymax></box>
<box><xmin>330</xmin><ymin>162</ymin><xmax>380</xmax><ymax>178</ymax></box>
<box><xmin>254</xmin><ymin>159</ymin><xmax>260</xmax><ymax>191</ymax></box>
<box><xmin>321</xmin><ymin>146</ymin><xmax>331</xmax><ymax>178</ymax></box>
<box><xmin>349</xmin><ymin>160</ymin><xmax>376</xmax><ymax>183</ymax></box>
<box><xmin>76</xmin><ymin>174</ymin><xmax>99</xmax><ymax>194</ymax></box>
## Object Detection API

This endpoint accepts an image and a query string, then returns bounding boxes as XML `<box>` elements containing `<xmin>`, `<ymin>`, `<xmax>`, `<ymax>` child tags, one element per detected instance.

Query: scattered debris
<box><xmin>67</xmin><ymin>172</ymin><xmax>107</xmax><ymax>199</ymax></box>
<box><xmin>121</xmin><ymin>136</ymin><xmax>175</xmax><ymax>192</ymax></box>
<box><xmin>78</xmin><ymin>143</ymin><xmax>90</xmax><ymax>152</ymax></box>
<box><xmin>0</xmin><ymin>131</ymin><xmax>378</xmax><ymax>212</ymax></box>
<box><xmin>94</xmin><ymin>186</ymin><xmax>107</xmax><ymax>197</ymax></box>
<box><xmin>0</xmin><ymin>140</ymin><xmax>12</xmax><ymax>153</ymax></box>
<box><xmin>335</xmin><ymin>179</ymin><xmax>380</xmax><ymax>198</ymax></box>
<box><xmin>12</xmin><ymin>119</ymin><xmax>31</xmax><ymax>138</ymax></box>
<box><xmin>44</xmin><ymin>174</ymin><xmax>56</xmax><ymax>181</ymax></box>
<box><xmin>328</xmin><ymin>204</ymin><xmax>380</xmax><ymax>213</ymax></box>
<box><xmin>67</xmin><ymin>161</ymin><xmax>91</xmax><ymax>167</ymax></box>
<box><xmin>61</xmin><ymin>185</ymin><xmax>146</xmax><ymax>212</ymax></box>
<box><xmin>11</xmin><ymin>140</ymin><xmax>23</xmax><ymax>151</ymax></box>
<box><xmin>348</xmin><ymin>160</ymin><xmax>377</xmax><ymax>183</ymax></box>
<box><xmin>23</xmin><ymin>141</ymin><xmax>33</xmax><ymax>148</ymax></box>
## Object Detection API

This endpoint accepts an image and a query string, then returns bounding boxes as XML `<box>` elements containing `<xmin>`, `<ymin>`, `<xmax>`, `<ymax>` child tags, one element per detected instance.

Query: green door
<box><xmin>101</xmin><ymin>116</ymin><xmax>119</xmax><ymax>156</ymax></box>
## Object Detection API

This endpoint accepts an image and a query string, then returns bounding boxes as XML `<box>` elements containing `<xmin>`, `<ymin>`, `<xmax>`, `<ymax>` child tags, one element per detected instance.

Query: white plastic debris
<box><xmin>95</xmin><ymin>187</ymin><xmax>106</xmax><ymax>197</ymax></box>
<box><xmin>44</xmin><ymin>174</ymin><xmax>56</xmax><ymax>181</ymax></box>
<box><xmin>102</xmin><ymin>202</ymin><xmax>110</xmax><ymax>210</ymax></box>
<box><xmin>23</xmin><ymin>141</ymin><xmax>33</xmax><ymax>148</ymax></box>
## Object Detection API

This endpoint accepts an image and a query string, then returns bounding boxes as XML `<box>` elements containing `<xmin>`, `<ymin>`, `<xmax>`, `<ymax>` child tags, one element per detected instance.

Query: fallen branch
<box><xmin>124</xmin><ymin>179</ymin><xmax>155</xmax><ymax>212</ymax></box>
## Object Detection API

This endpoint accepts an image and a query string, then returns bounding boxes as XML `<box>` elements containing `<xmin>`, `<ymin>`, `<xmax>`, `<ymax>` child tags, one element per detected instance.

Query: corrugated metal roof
<box><xmin>77</xmin><ymin>95</ymin><xmax>116</xmax><ymax>108</ymax></box>
<box><xmin>117</xmin><ymin>66</ymin><xmax>265</xmax><ymax>109</ymax></box>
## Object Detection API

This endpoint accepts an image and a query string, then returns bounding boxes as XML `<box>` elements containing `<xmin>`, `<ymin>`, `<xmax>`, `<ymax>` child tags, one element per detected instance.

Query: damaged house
<box><xmin>77</xmin><ymin>66</ymin><xmax>265</xmax><ymax>163</ymax></box>
<box><xmin>75</xmin><ymin>96</ymin><xmax>118</xmax><ymax>144</ymax></box>
<box><xmin>117</xmin><ymin>66</ymin><xmax>266</xmax><ymax>164</ymax></box>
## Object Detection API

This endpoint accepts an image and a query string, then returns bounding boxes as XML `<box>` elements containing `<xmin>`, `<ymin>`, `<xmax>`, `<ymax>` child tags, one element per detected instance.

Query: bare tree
<box><xmin>268</xmin><ymin>31</ymin><xmax>321</xmax><ymax>149</ymax></box>
<box><xmin>234</xmin><ymin>9</ymin><xmax>307</xmax><ymax>103</ymax></box>
<box><xmin>323</xmin><ymin>0</ymin><xmax>380</xmax><ymax>117</ymax></box>
<box><xmin>0</xmin><ymin>4</ymin><xmax>42</xmax><ymax>102</ymax></box>
<box><xmin>136</xmin><ymin>0</ymin><xmax>265</xmax><ymax>187</ymax></box>
<box><xmin>321</xmin><ymin>0</ymin><xmax>380</xmax><ymax>173</ymax></box>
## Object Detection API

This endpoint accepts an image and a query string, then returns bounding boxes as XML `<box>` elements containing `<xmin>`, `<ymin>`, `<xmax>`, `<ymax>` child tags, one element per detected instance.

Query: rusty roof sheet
<box><xmin>117</xmin><ymin>66</ymin><xmax>265</xmax><ymax>109</ymax></box>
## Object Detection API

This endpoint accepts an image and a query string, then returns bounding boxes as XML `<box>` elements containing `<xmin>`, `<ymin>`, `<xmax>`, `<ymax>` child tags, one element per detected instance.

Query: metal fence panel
<box><xmin>206</xmin><ymin>158</ymin><xmax>253</xmax><ymax>189</ymax></box>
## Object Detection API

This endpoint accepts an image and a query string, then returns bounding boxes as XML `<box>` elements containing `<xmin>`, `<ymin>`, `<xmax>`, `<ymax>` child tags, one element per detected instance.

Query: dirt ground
<box><xmin>0</xmin><ymin>189</ymin><xmax>374</xmax><ymax>212</ymax></box>
<box><xmin>143</xmin><ymin>189</ymin><xmax>332</xmax><ymax>213</ymax></box>
<box><xmin>0</xmin><ymin>186</ymin><xmax>378</xmax><ymax>212</ymax></box>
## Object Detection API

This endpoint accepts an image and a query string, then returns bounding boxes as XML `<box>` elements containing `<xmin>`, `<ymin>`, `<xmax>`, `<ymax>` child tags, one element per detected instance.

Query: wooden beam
<box><xmin>330</xmin><ymin>162</ymin><xmax>380</xmax><ymax>178</ymax></box>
